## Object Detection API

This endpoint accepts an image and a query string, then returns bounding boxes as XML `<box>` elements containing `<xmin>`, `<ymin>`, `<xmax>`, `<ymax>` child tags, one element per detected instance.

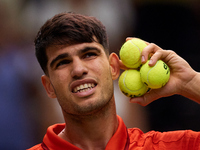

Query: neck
<box><xmin>59</xmin><ymin>97</ymin><xmax>118</xmax><ymax>150</ymax></box>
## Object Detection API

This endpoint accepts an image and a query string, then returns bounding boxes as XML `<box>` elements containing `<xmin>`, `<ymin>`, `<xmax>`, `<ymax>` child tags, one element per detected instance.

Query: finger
<box><xmin>119</xmin><ymin>60</ymin><xmax>129</xmax><ymax>70</ymax></box>
<box><xmin>129</xmin><ymin>96</ymin><xmax>150</xmax><ymax>106</ymax></box>
<box><xmin>141</xmin><ymin>43</ymin><xmax>163</xmax><ymax>63</ymax></box>
<box><xmin>125</xmin><ymin>37</ymin><xmax>133</xmax><ymax>41</ymax></box>
<box><xmin>148</xmin><ymin>49</ymin><xmax>176</xmax><ymax>67</ymax></box>
<box><xmin>125</xmin><ymin>37</ymin><xmax>150</xmax><ymax>45</ymax></box>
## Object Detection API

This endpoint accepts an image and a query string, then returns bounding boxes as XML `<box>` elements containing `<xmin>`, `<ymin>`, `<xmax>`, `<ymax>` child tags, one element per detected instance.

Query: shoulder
<box><xmin>128</xmin><ymin>128</ymin><xmax>200</xmax><ymax>149</ymax></box>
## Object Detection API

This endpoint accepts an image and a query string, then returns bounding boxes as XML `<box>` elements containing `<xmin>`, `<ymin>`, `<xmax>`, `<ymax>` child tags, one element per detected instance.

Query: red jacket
<box><xmin>28</xmin><ymin>116</ymin><xmax>200</xmax><ymax>150</ymax></box>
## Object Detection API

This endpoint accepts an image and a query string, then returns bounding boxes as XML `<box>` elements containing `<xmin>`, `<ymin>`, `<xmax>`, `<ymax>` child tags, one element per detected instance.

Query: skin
<box><xmin>41</xmin><ymin>41</ymin><xmax>120</xmax><ymax>150</ymax></box>
<box><xmin>41</xmin><ymin>37</ymin><xmax>200</xmax><ymax>149</ymax></box>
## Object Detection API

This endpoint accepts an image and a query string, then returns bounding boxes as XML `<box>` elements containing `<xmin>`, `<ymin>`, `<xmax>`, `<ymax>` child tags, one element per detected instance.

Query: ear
<box><xmin>109</xmin><ymin>53</ymin><xmax>120</xmax><ymax>80</ymax></box>
<box><xmin>41</xmin><ymin>75</ymin><xmax>57</xmax><ymax>98</ymax></box>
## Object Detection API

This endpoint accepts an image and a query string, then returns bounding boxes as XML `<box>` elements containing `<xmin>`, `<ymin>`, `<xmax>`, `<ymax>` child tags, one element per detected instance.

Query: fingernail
<box><xmin>141</xmin><ymin>56</ymin><xmax>145</xmax><ymax>62</ymax></box>
<box><xmin>149</xmin><ymin>59</ymin><xmax>153</xmax><ymax>65</ymax></box>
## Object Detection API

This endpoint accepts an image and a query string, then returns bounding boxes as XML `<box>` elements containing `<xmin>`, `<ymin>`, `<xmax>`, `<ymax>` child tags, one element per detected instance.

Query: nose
<box><xmin>71</xmin><ymin>58</ymin><xmax>88</xmax><ymax>79</ymax></box>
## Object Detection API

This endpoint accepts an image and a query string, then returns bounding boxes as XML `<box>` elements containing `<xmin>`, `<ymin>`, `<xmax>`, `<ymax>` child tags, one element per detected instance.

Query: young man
<box><xmin>28</xmin><ymin>12</ymin><xmax>200</xmax><ymax>150</ymax></box>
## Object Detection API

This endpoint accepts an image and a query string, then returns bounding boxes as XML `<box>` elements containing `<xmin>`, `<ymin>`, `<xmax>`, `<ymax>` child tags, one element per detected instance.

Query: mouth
<box><xmin>72</xmin><ymin>83</ymin><xmax>96</xmax><ymax>93</ymax></box>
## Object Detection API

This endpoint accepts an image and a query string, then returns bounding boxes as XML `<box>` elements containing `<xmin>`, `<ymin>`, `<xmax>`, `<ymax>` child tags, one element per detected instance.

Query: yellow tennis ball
<box><xmin>118</xmin><ymin>69</ymin><xmax>149</xmax><ymax>98</ymax></box>
<box><xmin>140</xmin><ymin>60</ymin><xmax>170</xmax><ymax>89</ymax></box>
<box><xmin>119</xmin><ymin>38</ymin><xmax>147</xmax><ymax>69</ymax></box>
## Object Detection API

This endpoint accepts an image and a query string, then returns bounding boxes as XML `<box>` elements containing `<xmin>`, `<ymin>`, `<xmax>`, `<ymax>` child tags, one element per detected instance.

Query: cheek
<box><xmin>50</xmin><ymin>72</ymin><xmax>70</xmax><ymax>89</ymax></box>
<box><xmin>97</xmin><ymin>63</ymin><xmax>112</xmax><ymax>81</ymax></box>
<box><xmin>58</xmin><ymin>73</ymin><xmax>69</xmax><ymax>81</ymax></box>
<box><xmin>95</xmin><ymin>59</ymin><xmax>111</xmax><ymax>74</ymax></box>
<box><xmin>95</xmin><ymin>66</ymin><xmax>111</xmax><ymax>81</ymax></box>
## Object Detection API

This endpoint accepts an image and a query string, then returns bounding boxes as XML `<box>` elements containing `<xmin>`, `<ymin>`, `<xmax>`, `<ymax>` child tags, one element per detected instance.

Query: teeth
<box><xmin>73</xmin><ymin>83</ymin><xmax>95</xmax><ymax>93</ymax></box>
<box><xmin>84</xmin><ymin>83</ymin><xmax>88</xmax><ymax>89</ymax></box>
<box><xmin>80</xmin><ymin>85</ymin><xmax>84</xmax><ymax>89</ymax></box>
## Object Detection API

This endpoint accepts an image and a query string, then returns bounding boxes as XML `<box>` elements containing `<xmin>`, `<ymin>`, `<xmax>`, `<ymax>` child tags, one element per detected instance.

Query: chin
<box><xmin>75</xmin><ymin>97</ymin><xmax>112</xmax><ymax>116</ymax></box>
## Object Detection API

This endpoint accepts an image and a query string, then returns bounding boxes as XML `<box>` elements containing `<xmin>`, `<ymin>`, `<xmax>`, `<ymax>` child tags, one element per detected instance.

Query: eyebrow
<box><xmin>50</xmin><ymin>46</ymin><xmax>101</xmax><ymax>68</ymax></box>
<box><xmin>50</xmin><ymin>53</ymin><xmax>69</xmax><ymax>68</ymax></box>
<box><xmin>77</xmin><ymin>46</ymin><xmax>101</xmax><ymax>55</ymax></box>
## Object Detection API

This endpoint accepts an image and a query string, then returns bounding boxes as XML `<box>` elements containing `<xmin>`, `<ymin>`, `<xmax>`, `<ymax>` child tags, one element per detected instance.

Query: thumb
<box><xmin>119</xmin><ymin>60</ymin><xmax>129</xmax><ymax>70</ymax></box>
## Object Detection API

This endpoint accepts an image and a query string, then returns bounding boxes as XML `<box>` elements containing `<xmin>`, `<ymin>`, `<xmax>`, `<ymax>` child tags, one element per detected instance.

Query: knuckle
<box><xmin>149</xmin><ymin>43</ymin><xmax>156</xmax><ymax>47</ymax></box>
<box><xmin>168</xmin><ymin>50</ymin><xmax>177</xmax><ymax>55</ymax></box>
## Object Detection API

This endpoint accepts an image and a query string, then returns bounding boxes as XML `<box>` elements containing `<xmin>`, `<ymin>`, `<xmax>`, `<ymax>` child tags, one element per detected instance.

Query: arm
<box><xmin>120</xmin><ymin>38</ymin><xmax>200</xmax><ymax>106</ymax></box>
<box><xmin>179</xmin><ymin>71</ymin><xmax>200</xmax><ymax>104</ymax></box>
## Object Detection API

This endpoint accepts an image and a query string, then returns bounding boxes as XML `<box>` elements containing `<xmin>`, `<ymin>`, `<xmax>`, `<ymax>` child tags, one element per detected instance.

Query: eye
<box><xmin>84</xmin><ymin>52</ymin><xmax>98</xmax><ymax>59</ymax></box>
<box><xmin>56</xmin><ymin>59</ymin><xmax>71</xmax><ymax>68</ymax></box>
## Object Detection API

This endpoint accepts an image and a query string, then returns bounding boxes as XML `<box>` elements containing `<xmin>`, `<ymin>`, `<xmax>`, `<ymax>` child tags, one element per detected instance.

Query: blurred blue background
<box><xmin>0</xmin><ymin>0</ymin><xmax>200</xmax><ymax>149</ymax></box>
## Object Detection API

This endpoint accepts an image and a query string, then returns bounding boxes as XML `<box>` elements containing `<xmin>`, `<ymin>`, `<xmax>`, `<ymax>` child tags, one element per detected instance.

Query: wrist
<box><xmin>180</xmin><ymin>71</ymin><xmax>200</xmax><ymax>103</ymax></box>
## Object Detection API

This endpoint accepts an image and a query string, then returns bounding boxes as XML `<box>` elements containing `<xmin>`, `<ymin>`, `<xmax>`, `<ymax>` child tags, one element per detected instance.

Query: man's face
<box><xmin>43</xmin><ymin>42</ymin><xmax>114</xmax><ymax>116</ymax></box>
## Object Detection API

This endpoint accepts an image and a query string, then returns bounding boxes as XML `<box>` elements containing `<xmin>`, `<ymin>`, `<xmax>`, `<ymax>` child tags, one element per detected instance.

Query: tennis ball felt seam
<box><xmin>119</xmin><ymin>69</ymin><xmax>149</xmax><ymax>97</ymax></box>
<box><xmin>129</xmin><ymin>40</ymin><xmax>142</xmax><ymax>65</ymax></box>
<box><xmin>123</xmin><ymin>70</ymin><xmax>146</xmax><ymax>92</ymax></box>
<box><xmin>119</xmin><ymin>39</ymin><xmax>146</xmax><ymax>69</ymax></box>
<box><xmin>146</xmin><ymin>61</ymin><xmax>159</xmax><ymax>87</ymax></box>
